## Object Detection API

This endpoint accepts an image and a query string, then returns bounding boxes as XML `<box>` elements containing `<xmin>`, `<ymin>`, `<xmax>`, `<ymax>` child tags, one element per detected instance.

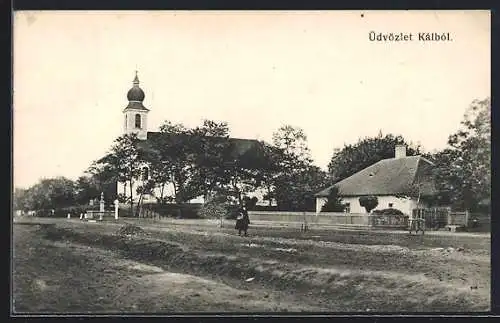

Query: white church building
<box><xmin>116</xmin><ymin>72</ymin><xmax>273</xmax><ymax>206</ymax></box>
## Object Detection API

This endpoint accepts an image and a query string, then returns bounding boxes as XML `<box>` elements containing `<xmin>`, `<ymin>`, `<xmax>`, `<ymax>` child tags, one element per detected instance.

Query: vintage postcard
<box><xmin>12</xmin><ymin>10</ymin><xmax>491</xmax><ymax>314</ymax></box>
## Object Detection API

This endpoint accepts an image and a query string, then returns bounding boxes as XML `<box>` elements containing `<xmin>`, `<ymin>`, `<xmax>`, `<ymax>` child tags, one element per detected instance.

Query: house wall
<box><xmin>316</xmin><ymin>195</ymin><xmax>428</xmax><ymax>216</ymax></box>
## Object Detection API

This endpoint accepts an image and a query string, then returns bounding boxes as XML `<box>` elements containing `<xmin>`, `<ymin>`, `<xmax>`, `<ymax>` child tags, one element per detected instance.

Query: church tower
<box><xmin>123</xmin><ymin>71</ymin><xmax>149</xmax><ymax>140</ymax></box>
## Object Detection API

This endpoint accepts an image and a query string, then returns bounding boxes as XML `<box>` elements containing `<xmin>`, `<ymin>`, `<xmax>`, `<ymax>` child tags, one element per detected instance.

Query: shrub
<box><xmin>141</xmin><ymin>203</ymin><xmax>202</xmax><ymax>219</ymax></box>
<box><xmin>321</xmin><ymin>186</ymin><xmax>345</xmax><ymax>212</ymax></box>
<box><xmin>359</xmin><ymin>196</ymin><xmax>379</xmax><ymax>213</ymax></box>
<box><xmin>242</xmin><ymin>196</ymin><xmax>258</xmax><ymax>210</ymax></box>
<box><xmin>197</xmin><ymin>202</ymin><xmax>230</xmax><ymax>219</ymax></box>
<box><xmin>372</xmin><ymin>208</ymin><xmax>405</xmax><ymax>216</ymax></box>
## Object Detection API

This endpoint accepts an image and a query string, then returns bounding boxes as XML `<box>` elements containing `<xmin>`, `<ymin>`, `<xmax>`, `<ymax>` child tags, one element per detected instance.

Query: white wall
<box><xmin>316</xmin><ymin>197</ymin><xmax>328</xmax><ymax>213</ymax></box>
<box><xmin>124</xmin><ymin>110</ymin><xmax>148</xmax><ymax>140</ymax></box>
<box><xmin>117</xmin><ymin>178</ymin><xmax>274</xmax><ymax>205</ymax></box>
<box><xmin>316</xmin><ymin>195</ymin><xmax>427</xmax><ymax>216</ymax></box>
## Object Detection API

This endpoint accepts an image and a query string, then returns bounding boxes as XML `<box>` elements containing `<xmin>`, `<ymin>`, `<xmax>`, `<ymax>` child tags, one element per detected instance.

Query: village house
<box><xmin>315</xmin><ymin>145</ymin><xmax>437</xmax><ymax>216</ymax></box>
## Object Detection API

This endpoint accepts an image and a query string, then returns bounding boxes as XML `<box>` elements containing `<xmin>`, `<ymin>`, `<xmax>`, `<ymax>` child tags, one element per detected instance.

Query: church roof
<box><xmin>139</xmin><ymin>132</ymin><xmax>271</xmax><ymax>169</ymax></box>
<box><xmin>123</xmin><ymin>101</ymin><xmax>149</xmax><ymax>111</ymax></box>
<box><xmin>315</xmin><ymin>156</ymin><xmax>437</xmax><ymax>197</ymax></box>
<box><xmin>125</xmin><ymin>71</ymin><xmax>147</xmax><ymax>108</ymax></box>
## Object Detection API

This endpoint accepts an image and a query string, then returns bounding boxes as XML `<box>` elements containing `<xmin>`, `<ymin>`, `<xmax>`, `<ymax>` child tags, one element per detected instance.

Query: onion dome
<box><xmin>124</xmin><ymin>71</ymin><xmax>149</xmax><ymax>111</ymax></box>
<box><xmin>126</xmin><ymin>71</ymin><xmax>145</xmax><ymax>102</ymax></box>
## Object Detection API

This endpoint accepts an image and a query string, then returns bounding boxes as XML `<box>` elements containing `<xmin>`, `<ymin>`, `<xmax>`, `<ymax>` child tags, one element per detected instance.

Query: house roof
<box><xmin>140</xmin><ymin>132</ymin><xmax>270</xmax><ymax>169</ymax></box>
<box><xmin>315</xmin><ymin>156</ymin><xmax>437</xmax><ymax>197</ymax></box>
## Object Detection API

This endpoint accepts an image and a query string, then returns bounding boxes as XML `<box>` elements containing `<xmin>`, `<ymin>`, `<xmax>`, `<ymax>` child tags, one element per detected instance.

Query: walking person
<box><xmin>235</xmin><ymin>205</ymin><xmax>250</xmax><ymax>236</ymax></box>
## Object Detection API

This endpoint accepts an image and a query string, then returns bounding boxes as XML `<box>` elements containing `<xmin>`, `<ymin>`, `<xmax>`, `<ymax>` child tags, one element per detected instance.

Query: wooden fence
<box><xmin>412</xmin><ymin>207</ymin><xmax>450</xmax><ymax>229</ymax></box>
<box><xmin>412</xmin><ymin>207</ymin><xmax>478</xmax><ymax>229</ymax></box>
<box><xmin>248</xmin><ymin>211</ymin><xmax>372</xmax><ymax>227</ymax></box>
<box><xmin>249</xmin><ymin>209</ymin><xmax>480</xmax><ymax>230</ymax></box>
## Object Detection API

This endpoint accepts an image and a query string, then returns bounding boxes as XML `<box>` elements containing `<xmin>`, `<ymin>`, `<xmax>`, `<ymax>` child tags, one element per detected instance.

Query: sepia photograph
<box><xmin>12</xmin><ymin>10</ymin><xmax>491</xmax><ymax>314</ymax></box>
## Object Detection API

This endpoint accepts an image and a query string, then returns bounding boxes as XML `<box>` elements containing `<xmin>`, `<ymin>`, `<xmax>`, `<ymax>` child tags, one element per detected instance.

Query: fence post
<box><xmin>114</xmin><ymin>200</ymin><xmax>119</xmax><ymax>220</ymax></box>
<box><xmin>447</xmin><ymin>208</ymin><xmax>452</xmax><ymax>226</ymax></box>
<box><xmin>465</xmin><ymin>210</ymin><xmax>469</xmax><ymax>227</ymax></box>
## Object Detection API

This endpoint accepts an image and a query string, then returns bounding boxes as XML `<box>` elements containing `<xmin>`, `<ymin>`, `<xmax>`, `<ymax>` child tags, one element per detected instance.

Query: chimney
<box><xmin>395</xmin><ymin>145</ymin><xmax>406</xmax><ymax>159</ymax></box>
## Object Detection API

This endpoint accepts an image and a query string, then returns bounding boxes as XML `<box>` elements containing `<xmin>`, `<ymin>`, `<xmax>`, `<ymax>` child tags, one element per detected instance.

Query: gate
<box><xmin>412</xmin><ymin>207</ymin><xmax>450</xmax><ymax>230</ymax></box>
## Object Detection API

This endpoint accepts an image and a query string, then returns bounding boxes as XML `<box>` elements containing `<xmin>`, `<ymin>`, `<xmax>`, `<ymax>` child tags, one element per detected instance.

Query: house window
<box><xmin>345</xmin><ymin>203</ymin><xmax>351</xmax><ymax>213</ymax></box>
<box><xmin>388</xmin><ymin>203</ymin><xmax>393</xmax><ymax>208</ymax></box>
<box><xmin>135</xmin><ymin>114</ymin><xmax>141</xmax><ymax>129</ymax></box>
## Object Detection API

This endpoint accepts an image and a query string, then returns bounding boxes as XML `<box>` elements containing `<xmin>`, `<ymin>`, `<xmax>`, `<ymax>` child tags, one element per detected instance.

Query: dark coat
<box><xmin>235</xmin><ymin>209</ymin><xmax>250</xmax><ymax>230</ymax></box>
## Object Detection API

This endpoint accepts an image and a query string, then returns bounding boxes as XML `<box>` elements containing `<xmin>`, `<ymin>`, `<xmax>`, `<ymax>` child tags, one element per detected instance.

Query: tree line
<box><xmin>14</xmin><ymin>121</ymin><xmax>330</xmax><ymax>214</ymax></box>
<box><xmin>14</xmin><ymin>98</ymin><xmax>490</xmax><ymax>215</ymax></box>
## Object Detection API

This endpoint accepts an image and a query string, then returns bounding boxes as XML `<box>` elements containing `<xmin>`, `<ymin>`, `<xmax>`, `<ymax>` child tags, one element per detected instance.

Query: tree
<box><xmin>359</xmin><ymin>196</ymin><xmax>378</xmax><ymax>213</ymax></box>
<box><xmin>271</xmin><ymin>125</ymin><xmax>312</xmax><ymax>165</ymax></box>
<box><xmin>91</xmin><ymin>133</ymin><xmax>143</xmax><ymax>215</ymax></box>
<box><xmin>190</xmin><ymin>120</ymin><xmax>232</xmax><ymax>201</ymax></box>
<box><xmin>321</xmin><ymin>186</ymin><xmax>345</xmax><ymax>212</ymax></box>
<box><xmin>18</xmin><ymin>177</ymin><xmax>77</xmax><ymax>211</ymax></box>
<box><xmin>13</xmin><ymin>187</ymin><xmax>28</xmax><ymax>211</ymax></box>
<box><xmin>145</xmin><ymin>121</ymin><xmax>190</xmax><ymax>203</ymax></box>
<box><xmin>431</xmin><ymin>98</ymin><xmax>491</xmax><ymax>210</ymax></box>
<box><xmin>267</xmin><ymin>125</ymin><xmax>329</xmax><ymax>211</ymax></box>
<box><xmin>74</xmin><ymin>172</ymin><xmax>117</xmax><ymax>206</ymax></box>
<box><xmin>145</xmin><ymin>119</ymin><xmax>235</xmax><ymax>204</ymax></box>
<box><xmin>328</xmin><ymin>134</ymin><xmax>421</xmax><ymax>182</ymax></box>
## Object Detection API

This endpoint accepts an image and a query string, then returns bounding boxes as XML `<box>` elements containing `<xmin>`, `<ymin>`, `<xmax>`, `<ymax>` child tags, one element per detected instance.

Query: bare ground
<box><xmin>12</xmin><ymin>217</ymin><xmax>491</xmax><ymax>313</ymax></box>
<box><xmin>12</xmin><ymin>223</ymin><xmax>324</xmax><ymax>313</ymax></box>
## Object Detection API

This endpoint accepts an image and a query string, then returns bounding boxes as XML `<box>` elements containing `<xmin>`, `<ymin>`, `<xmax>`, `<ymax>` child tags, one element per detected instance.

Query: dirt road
<box><xmin>12</xmin><ymin>217</ymin><xmax>491</xmax><ymax>313</ymax></box>
<box><xmin>13</xmin><ymin>223</ymin><xmax>325</xmax><ymax>313</ymax></box>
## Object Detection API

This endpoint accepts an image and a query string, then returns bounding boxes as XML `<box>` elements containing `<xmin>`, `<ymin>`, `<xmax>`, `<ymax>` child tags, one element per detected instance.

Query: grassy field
<box><xmin>12</xmin><ymin>216</ymin><xmax>491</xmax><ymax>313</ymax></box>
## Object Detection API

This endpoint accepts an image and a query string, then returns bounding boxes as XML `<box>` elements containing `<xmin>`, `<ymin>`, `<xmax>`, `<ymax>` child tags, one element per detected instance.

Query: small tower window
<box><xmin>125</xmin><ymin>115</ymin><xmax>128</xmax><ymax>130</ymax></box>
<box><xmin>135</xmin><ymin>114</ymin><xmax>141</xmax><ymax>129</ymax></box>
<box><xmin>142</xmin><ymin>167</ymin><xmax>149</xmax><ymax>181</ymax></box>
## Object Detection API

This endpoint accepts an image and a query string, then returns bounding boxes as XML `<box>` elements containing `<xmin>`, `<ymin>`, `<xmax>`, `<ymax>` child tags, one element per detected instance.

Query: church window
<box><xmin>135</xmin><ymin>114</ymin><xmax>141</xmax><ymax>129</ymax></box>
<box><xmin>125</xmin><ymin>115</ymin><xmax>128</xmax><ymax>130</ymax></box>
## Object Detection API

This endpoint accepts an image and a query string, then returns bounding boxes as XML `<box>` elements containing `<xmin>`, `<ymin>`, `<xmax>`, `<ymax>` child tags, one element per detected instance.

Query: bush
<box><xmin>372</xmin><ymin>208</ymin><xmax>405</xmax><ymax>216</ymax></box>
<box><xmin>242</xmin><ymin>196</ymin><xmax>258</xmax><ymax>210</ymax></box>
<box><xmin>197</xmin><ymin>202</ymin><xmax>231</xmax><ymax>219</ymax></box>
<box><xmin>359</xmin><ymin>196</ymin><xmax>379</xmax><ymax>213</ymax></box>
<box><xmin>141</xmin><ymin>203</ymin><xmax>202</xmax><ymax>219</ymax></box>
<box><xmin>321</xmin><ymin>186</ymin><xmax>345</xmax><ymax>212</ymax></box>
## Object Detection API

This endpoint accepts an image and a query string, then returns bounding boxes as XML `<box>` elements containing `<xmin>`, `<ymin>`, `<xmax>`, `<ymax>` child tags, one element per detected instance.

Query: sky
<box><xmin>13</xmin><ymin>10</ymin><xmax>490</xmax><ymax>189</ymax></box>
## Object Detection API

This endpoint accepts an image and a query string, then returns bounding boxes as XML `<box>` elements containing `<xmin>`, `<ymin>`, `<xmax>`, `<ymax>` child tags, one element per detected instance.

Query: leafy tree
<box><xmin>321</xmin><ymin>186</ymin><xmax>345</xmax><ymax>212</ymax></box>
<box><xmin>271</xmin><ymin>125</ymin><xmax>312</xmax><ymax>165</ymax></box>
<box><xmin>327</xmin><ymin>134</ymin><xmax>421</xmax><ymax>182</ymax></box>
<box><xmin>190</xmin><ymin>120</ymin><xmax>232</xmax><ymax>201</ymax></box>
<box><xmin>359</xmin><ymin>195</ymin><xmax>379</xmax><ymax>213</ymax></box>
<box><xmin>268</xmin><ymin>125</ymin><xmax>328</xmax><ymax>211</ymax></box>
<box><xmin>90</xmin><ymin>133</ymin><xmax>143</xmax><ymax>215</ymax></box>
<box><xmin>145</xmin><ymin>121</ymin><xmax>190</xmax><ymax>203</ymax></box>
<box><xmin>13</xmin><ymin>187</ymin><xmax>28</xmax><ymax>211</ymax></box>
<box><xmin>18</xmin><ymin>177</ymin><xmax>76</xmax><ymax>211</ymax></box>
<box><xmin>145</xmin><ymin>119</ymin><xmax>236</xmax><ymax>204</ymax></box>
<box><xmin>74</xmin><ymin>172</ymin><xmax>117</xmax><ymax>206</ymax></box>
<box><xmin>431</xmin><ymin>98</ymin><xmax>491</xmax><ymax>210</ymax></box>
